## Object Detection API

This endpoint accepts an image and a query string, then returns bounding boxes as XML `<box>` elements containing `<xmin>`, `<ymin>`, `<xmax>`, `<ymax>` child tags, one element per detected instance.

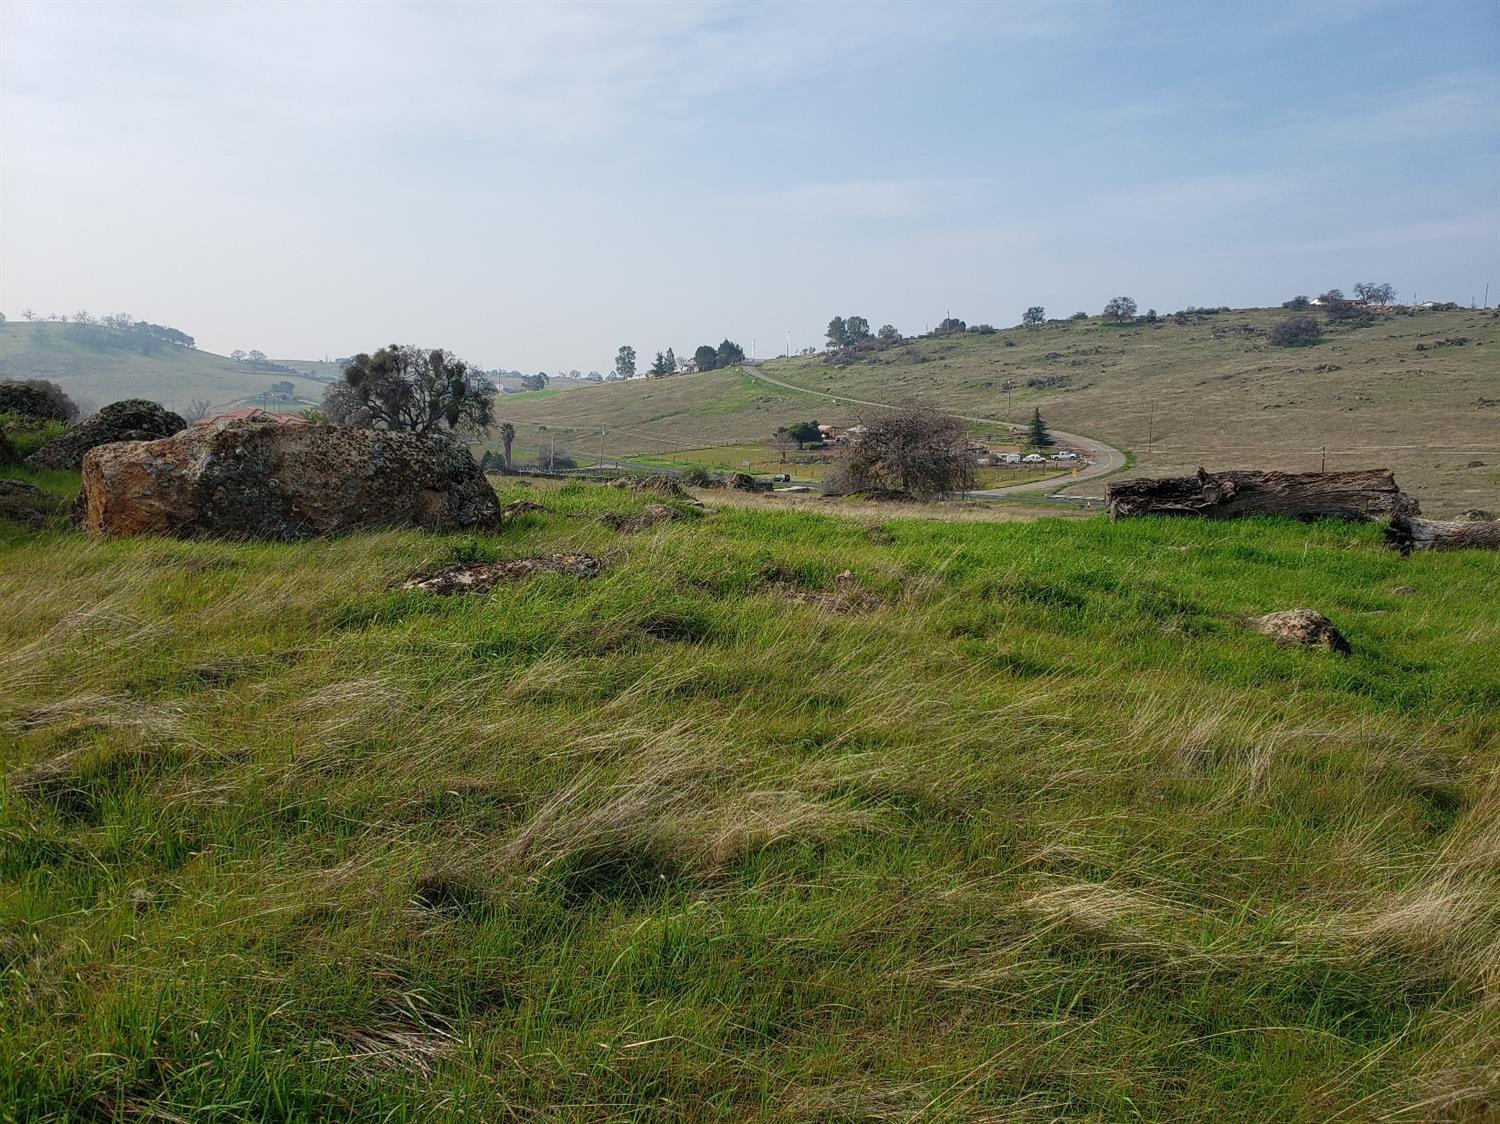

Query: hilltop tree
<box><xmin>614</xmin><ymin>345</ymin><xmax>637</xmax><ymax>380</ymax></box>
<box><xmin>826</xmin><ymin>316</ymin><xmax>847</xmax><ymax>350</ymax></box>
<box><xmin>1353</xmin><ymin>281</ymin><xmax>1397</xmax><ymax>307</ymax></box>
<box><xmin>844</xmin><ymin>316</ymin><xmax>872</xmax><ymax>344</ymax></box>
<box><xmin>1022</xmin><ymin>306</ymin><xmax>1046</xmax><ymax>327</ymax></box>
<box><xmin>664</xmin><ymin>347</ymin><xmax>676</xmax><ymax>374</ymax></box>
<box><xmin>1283</xmin><ymin>295</ymin><xmax>1311</xmax><ymax>310</ymax></box>
<box><xmin>1027</xmin><ymin>407</ymin><xmax>1054</xmax><ymax>448</ymax></box>
<box><xmin>715</xmin><ymin>339</ymin><xmax>745</xmax><ymax>367</ymax></box>
<box><xmin>499</xmin><ymin>422</ymin><xmax>515</xmax><ymax>470</ymax></box>
<box><xmin>649</xmin><ymin>350</ymin><xmax>672</xmax><ymax>378</ymax></box>
<box><xmin>935</xmin><ymin>317</ymin><xmax>966</xmax><ymax>336</ymax></box>
<box><xmin>693</xmin><ymin>344</ymin><xmax>718</xmax><ymax>372</ymax></box>
<box><xmin>324</xmin><ymin>343</ymin><xmax>494</xmax><ymax>434</ymax></box>
<box><xmin>1102</xmin><ymin>296</ymin><xmax>1137</xmax><ymax>322</ymax></box>
<box><xmin>1317</xmin><ymin>289</ymin><xmax>1345</xmax><ymax>304</ymax></box>
<box><xmin>185</xmin><ymin>398</ymin><xmax>212</xmax><ymax>422</ymax></box>
<box><xmin>877</xmin><ymin>324</ymin><xmax>901</xmax><ymax>344</ymax></box>
<box><xmin>22</xmin><ymin>309</ymin><xmax>36</xmax><ymax>322</ymax></box>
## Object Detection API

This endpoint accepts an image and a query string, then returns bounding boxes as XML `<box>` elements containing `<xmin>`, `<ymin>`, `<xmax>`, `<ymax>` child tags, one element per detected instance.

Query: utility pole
<box><xmin>1485</xmin><ymin>282</ymin><xmax>1491</xmax><ymax>309</ymax></box>
<box><xmin>786</xmin><ymin>330</ymin><xmax>791</xmax><ymax>358</ymax></box>
<box><xmin>550</xmin><ymin>436</ymin><xmax>555</xmax><ymax>473</ymax></box>
<box><xmin>1147</xmin><ymin>401</ymin><xmax>1154</xmax><ymax>455</ymax></box>
<box><xmin>598</xmin><ymin>427</ymin><xmax>607</xmax><ymax>476</ymax></box>
<box><xmin>1321</xmin><ymin>445</ymin><xmax>1326</xmax><ymax>473</ymax></box>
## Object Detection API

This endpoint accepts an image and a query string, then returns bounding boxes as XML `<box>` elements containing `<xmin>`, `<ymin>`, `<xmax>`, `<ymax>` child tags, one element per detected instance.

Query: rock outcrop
<box><xmin>0</xmin><ymin>479</ymin><xmax>62</xmax><ymax>530</ymax></box>
<box><xmin>1247</xmin><ymin>609</ymin><xmax>1350</xmax><ymax>655</ymax></box>
<box><xmin>27</xmin><ymin>399</ymin><xmax>186</xmax><ymax>470</ymax></box>
<box><xmin>1107</xmin><ymin>468</ymin><xmax>1418</xmax><ymax>522</ymax></box>
<box><xmin>0</xmin><ymin>380</ymin><xmax>73</xmax><ymax>422</ymax></box>
<box><xmin>78</xmin><ymin>420</ymin><xmax>501</xmax><ymax>539</ymax></box>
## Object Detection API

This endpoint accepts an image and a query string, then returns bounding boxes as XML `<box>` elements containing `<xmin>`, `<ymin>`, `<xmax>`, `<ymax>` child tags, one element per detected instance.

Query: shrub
<box><xmin>1268</xmin><ymin>316</ymin><xmax>1323</xmax><ymax>347</ymax></box>
<box><xmin>824</xmin><ymin>402</ymin><xmax>977</xmax><ymax>497</ymax></box>
<box><xmin>1069</xmin><ymin>311</ymin><xmax>1088</xmax><ymax>320</ymax></box>
<box><xmin>680</xmin><ymin>465</ymin><xmax>714</xmax><ymax>487</ymax></box>
<box><xmin>1283</xmin><ymin>295</ymin><xmax>1311</xmax><ymax>311</ymax></box>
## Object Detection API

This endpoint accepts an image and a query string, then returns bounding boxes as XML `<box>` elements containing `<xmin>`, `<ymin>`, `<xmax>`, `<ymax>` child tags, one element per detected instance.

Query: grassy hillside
<box><xmin>0</xmin><ymin>324</ymin><xmax>327</xmax><ymax>414</ymax></box>
<box><xmin>2</xmin><ymin>473</ymin><xmax>1497</xmax><ymax>1120</ymax></box>
<box><xmin>493</xmin><ymin>308</ymin><xmax>1500</xmax><ymax>515</ymax></box>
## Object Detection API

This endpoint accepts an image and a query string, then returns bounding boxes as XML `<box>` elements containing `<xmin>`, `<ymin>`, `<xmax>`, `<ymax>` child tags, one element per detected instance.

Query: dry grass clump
<box><xmin>506</xmin><ymin>722</ymin><xmax>873</xmax><ymax>899</ymax></box>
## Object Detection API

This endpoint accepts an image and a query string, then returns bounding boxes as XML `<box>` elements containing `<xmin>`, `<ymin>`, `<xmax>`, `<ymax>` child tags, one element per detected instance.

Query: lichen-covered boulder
<box><xmin>78</xmin><ymin>421</ymin><xmax>501</xmax><ymax>539</ymax></box>
<box><xmin>26</xmin><ymin>399</ymin><xmax>186</xmax><ymax>470</ymax></box>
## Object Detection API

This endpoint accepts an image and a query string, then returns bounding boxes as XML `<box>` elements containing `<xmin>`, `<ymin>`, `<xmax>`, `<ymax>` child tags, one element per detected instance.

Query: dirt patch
<box><xmin>600</xmin><ymin>503</ymin><xmax>688</xmax><ymax>532</ymax></box>
<box><xmin>775</xmin><ymin>570</ymin><xmax>883</xmax><ymax>613</ymax></box>
<box><xmin>401</xmin><ymin>552</ymin><xmax>602</xmax><ymax>595</ymax></box>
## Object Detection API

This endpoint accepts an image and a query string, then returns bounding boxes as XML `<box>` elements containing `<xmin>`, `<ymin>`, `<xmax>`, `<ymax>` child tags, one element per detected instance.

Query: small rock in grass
<box><xmin>1247</xmin><ymin>608</ymin><xmax>1350</xmax><ymax>655</ymax></box>
<box><xmin>1390</xmin><ymin>585</ymin><xmax>1417</xmax><ymax>596</ymax></box>
<box><xmin>599</xmin><ymin>503</ymin><xmax>685</xmax><ymax>532</ymax></box>
<box><xmin>401</xmin><ymin>552</ymin><xmax>601</xmax><ymax>595</ymax></box>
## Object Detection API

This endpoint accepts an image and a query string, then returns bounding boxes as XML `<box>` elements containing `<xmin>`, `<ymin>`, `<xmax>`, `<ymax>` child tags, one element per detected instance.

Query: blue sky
<box><xmin>2</xmin><ymin>0</ymin><xmax>1496</xmax><ymax>371</ymax></box>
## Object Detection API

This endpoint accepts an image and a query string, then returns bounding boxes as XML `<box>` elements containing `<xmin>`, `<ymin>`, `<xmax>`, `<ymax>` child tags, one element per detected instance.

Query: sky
<box><xmin>2</xmin><ymin>0</ymin><xmax>1496</xmax><ymax>372</ymax></box>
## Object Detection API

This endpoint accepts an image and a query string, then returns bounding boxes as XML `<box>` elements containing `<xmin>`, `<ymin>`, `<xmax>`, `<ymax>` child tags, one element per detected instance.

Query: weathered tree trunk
<box><xmin>1385</xmin><ymin>515</ymin><xmax>1500</xmax><ymax>554</ymax></box>
<box><xmin>1107</xmin><ymin>468</ymin><xmax>1419</xmax><ymax>522</ymax></box>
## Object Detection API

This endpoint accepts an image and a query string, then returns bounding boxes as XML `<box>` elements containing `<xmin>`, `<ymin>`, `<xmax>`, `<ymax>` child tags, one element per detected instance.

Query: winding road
<box><xmin>739</xmin><ymin>362</ymin><xmax>1127</xmax><ymax>498</ymax></box>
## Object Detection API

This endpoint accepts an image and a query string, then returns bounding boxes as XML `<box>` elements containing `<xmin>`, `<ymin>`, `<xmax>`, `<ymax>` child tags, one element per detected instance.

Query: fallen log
<box><xmin>1107</xmin><ymin>468</ymin><xmax>1419</xmax><ymax>522</ymax></box>
<box><xmin>1385</xmin><ymin>514</ymin><xmax>1500</xmax><ymax>554</ymax></box>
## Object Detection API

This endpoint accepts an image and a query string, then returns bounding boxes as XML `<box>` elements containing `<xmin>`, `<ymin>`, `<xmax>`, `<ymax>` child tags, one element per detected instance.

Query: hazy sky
<box><xmin>3</xmin><ymin>0</ymin><xmax>1496</xmax><ymax>372</ymax></box>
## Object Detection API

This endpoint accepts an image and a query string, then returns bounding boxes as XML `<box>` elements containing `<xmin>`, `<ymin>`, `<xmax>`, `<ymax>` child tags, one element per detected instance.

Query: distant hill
<box><xmin>0</xmin><ymin>323</ymin><xmax>328</xmax><ymax>415</ymax></box>
<box><xmin>492</xmin><ymin>307</ymin><xmax>1500</xmax><ymax>515</ymax></box>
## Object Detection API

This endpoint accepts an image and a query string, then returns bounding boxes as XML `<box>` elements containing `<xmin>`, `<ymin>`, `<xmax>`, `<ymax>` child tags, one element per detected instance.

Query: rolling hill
<box><xmin>0</xmin><ymin>323</ymin><xmax>329</xmax><ymax>415</ymax></box>
<box><xmin>492</xmin><ymin>307</ymin><xmax>1500</xmax><ymax>515</ymax></box>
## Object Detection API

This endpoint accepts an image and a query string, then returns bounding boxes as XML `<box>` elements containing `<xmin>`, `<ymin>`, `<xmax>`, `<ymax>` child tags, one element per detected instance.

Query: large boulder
<box><xmin>27</xmin><ymin>399</ymin><xmax>186</xmax><ymax>470</ymax></box>
<box><xmin>78</xmin><ymin>420</ymin><xmax>501</xmax><ymax>539</ymax></box>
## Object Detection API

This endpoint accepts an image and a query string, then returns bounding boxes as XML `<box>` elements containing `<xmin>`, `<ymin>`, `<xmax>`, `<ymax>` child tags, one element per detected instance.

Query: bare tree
<box><xmin>185</xmin><ymin>398</ymin><xmax>213</xmax><ymax>421</ymax></box>
<box><xmin>825</xmin><ymin>401</ymin><xmax>977</xmax><ymax>497</ymax></box>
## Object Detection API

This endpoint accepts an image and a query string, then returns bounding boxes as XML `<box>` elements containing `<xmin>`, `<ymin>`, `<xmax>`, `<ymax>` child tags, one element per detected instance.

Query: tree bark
<box><xmin>1385</xmin><ymin>515</ymin><xmax>1500</xmax><ymax>554</ymax></box>
<box><xmin>1107</xmin><ymin>468</ymin><xmax>1419</xmax><ymax>522</ymax></box>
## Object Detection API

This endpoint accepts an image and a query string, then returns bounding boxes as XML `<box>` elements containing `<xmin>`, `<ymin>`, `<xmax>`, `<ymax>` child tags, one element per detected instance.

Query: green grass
<box><xmin>1</xmin><ymin>475</ymin><xmax>1497</xmax><ymax>1120</ymax></box>
<box><xmin>0</xmin><ymin>323</ymin><xmax>329</xmax><ymax>415</ymax></box>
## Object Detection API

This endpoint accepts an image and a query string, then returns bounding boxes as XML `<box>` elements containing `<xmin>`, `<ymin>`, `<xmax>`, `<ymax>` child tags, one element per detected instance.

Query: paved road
<box><xmin>739</xmin><ymin>363</ymin><xmax>1127</xmax><ymax>498</ymax></box>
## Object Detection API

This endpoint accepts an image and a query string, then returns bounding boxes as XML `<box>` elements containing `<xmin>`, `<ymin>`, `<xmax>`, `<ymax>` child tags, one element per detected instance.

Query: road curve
<box><xmin>739</xmin><ymin>363</ymin><xmax>1127</xmax><ymax>497</ymax></box>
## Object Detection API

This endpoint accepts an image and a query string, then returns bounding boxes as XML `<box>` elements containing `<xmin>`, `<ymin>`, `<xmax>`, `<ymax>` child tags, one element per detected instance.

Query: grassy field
<box><xmin>1</xmin><ymin>471</ymin><xmax>1497</xmax><ymax>1120</ymax></box>
<box><xmin>491</xmin><ymin>308</ymin><xmax>1500</xmax><ymax>515</ymax></box>
<box><xmin>0</xmin><ymin>324</ymin><xmax>327</xmax><ymax>415</ymax></box>
<box><xmin>620</xmin><ymin>444</ymin><xmax>1063</xmax><ymax>489</ymax></box>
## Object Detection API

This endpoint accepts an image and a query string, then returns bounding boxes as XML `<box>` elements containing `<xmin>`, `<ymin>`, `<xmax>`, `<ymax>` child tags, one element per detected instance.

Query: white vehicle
<box><xmin>1052</xmin><ymin>450</ymin><xmax>1078</xmax><ymax>460</ymax></box>
<box><xmin>998</xmin><ymin>453</ymin><xmax>1022</xmax><ymax>463</ymax></box>
<box><xmin>1022</xmin><ymin>453</ymin><xmax>1046</xmax><ymax>463</ymax></box>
